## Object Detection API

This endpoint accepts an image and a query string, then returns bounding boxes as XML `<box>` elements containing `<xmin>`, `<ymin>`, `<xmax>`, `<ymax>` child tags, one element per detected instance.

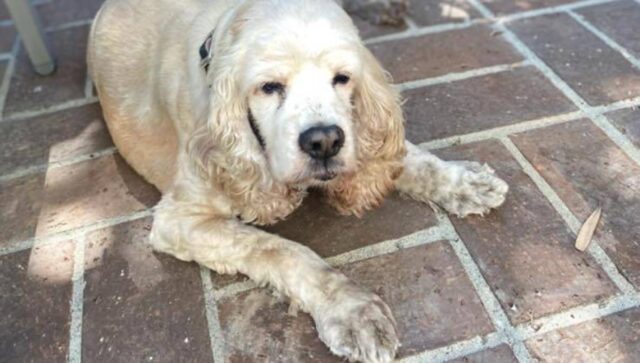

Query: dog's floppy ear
<box><xmin>326</xmin><ymin>46</ymin><xmax>406</xmax><ymax>216</ymax></box>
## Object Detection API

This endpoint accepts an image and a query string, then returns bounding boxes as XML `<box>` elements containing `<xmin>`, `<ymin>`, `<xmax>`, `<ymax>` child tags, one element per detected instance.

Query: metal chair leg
<box><xmin>4</xmin><ymin>0</ymin><xmax>55</xmax><ymax>75</ymax></box>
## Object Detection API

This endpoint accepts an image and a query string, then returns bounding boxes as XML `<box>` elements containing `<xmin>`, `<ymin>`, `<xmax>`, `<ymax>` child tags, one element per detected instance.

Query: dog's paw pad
<box><xmin>317</xmin><ymin>290</ymin><xmax>399</xmax><ymax>363</ymax></box>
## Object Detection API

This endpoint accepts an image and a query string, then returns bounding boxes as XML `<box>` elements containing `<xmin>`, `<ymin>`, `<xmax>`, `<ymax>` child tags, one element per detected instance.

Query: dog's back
<box><xmin>88</xmin><ymin>0</ymin><xmax>230</xmax><ymax>191</ymax></box>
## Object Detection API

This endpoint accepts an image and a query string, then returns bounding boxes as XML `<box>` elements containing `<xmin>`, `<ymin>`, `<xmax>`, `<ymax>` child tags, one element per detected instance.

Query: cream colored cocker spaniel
<box><xmin>88</xmin><ymin>0</ymin><xmax>508</xmax><ymax>361</ymax></box>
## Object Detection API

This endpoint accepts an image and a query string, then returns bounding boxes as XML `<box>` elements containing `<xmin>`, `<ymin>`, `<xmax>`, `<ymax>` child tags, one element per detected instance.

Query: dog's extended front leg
<box><xmin>150</xmin><ymin>195</ymin><xmax>399</xmax><ymax>363</ymax></box>
<box><xmin>396</xmin><ymin>142</ymin><xmax>509</xmax><ymax>217</ymax></box>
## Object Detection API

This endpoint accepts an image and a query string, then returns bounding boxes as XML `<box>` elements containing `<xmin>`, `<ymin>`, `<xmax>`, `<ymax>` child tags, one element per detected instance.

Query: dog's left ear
<box><xmin>326</xmin><ymin>47</ymin><xmax>406</xmax><ymax>216</ymax></box>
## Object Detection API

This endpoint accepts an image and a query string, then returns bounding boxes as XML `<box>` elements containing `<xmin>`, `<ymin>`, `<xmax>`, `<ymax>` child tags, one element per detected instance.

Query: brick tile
<box><xmin>3</xmin><ymin>26</ymin><xmax>88</xmax><ymax>116</ymax></box>
<box><xmin>0</xmin><ymin>24</ymin><xmax>16</xmax><ymax>54</ymax></box>
<box><xmin>578</xmin><ymin>0</ymin><xmax>640</xmax><ymax>60</ymax></box>
<box><xmin>82</xmin><ymin>218</ymin><xmax>213</xmax><ymax>363</ymax></box>
<box><xmin>218</xmin><ymin>242</ymin><xmax>494</xmax><ymax>361</ymax></box>
<box><xmin>0</xmin><ymin>154</ymin><xmax>159</xmax><ymax>245</ymax></box>
<box><xmin>0</xmin><ymin>104</ymin><xmax>113</xmax><ymax>176</ymax></box>
<box><xmin>369</xmin><ymin>25</ymin><xmax>522</xmax><ymax>83</ymax></box>
<box><xmin>436</xmin><ymin>140</ymin><xmax>617</xmax><ymax>324</ymax></box>
<box><xmin>35</xmin><ymin>154</ymin><xmax>159</xmax><ymax>236</ymax></box>
<box><xmin>0</xmin><ymin>241</ymin><xmax>74</xmax><ymax>363</ymax></box>
<box><xmin>510</xmin><ymin>13</ymin><xmax>640</xmax><ymax>106</ymax></box>
<box><xmin>404</xmin><ymin>66</ymin><xmax>576</xmax><ymax>143</ymax></box>
<box><xmin>526</xmin><ymin>307</ymin><xmax>640</xmax><ymax>362</ymax></box>
<box><xmin>352</xmin><ymin>16</ymin><xmax>407</xmax><ymax>40</ymax></box>
<box><xmin>479</xmin><ymin>0</ymin><xmax>578</xmax><ymax>15</ymax></box>
<box><xmin>36</xmin><ymin>0</ymin><xmax>104</xmax><ymax>28</ymax></box>
<box><xmin>211</xmin><ymin>191</ymin><xmax>437</xmax><ymax>288</ymax></box>
<box><xmin>0</xmin><ymin>1</ymin><xmax>9</xmax><ymax>21</ymax></box>
<box><xmin>511</xmin><ymin>119</ymin><xmax>640</xmax><ymax>289</ymax></box>
<box><xmin>449</xmin><ymin>345</ymin><xmax>518</xmax><ymax>363</ymax></box>
<box><xmin>606</xmin><ymin>107</ymin><xmax>640</xmax><ymax>148</ymax></box>
<box><xmin>408</xmin><ymin>0</ymin><xmax>481</xmax><ymax>27</ymax></box>
<box><xmin>0</xmin><ymin>173</ymin><xmax>45</xmax><ymax>246</ymax></box>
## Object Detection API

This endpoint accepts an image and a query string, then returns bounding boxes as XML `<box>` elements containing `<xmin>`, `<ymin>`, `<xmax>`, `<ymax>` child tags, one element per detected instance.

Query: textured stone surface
<box><xmin>35</xmin><ymin>154</ymin><xmax>159</xmax><ymax>236</ymax></box>
<box><xmin>3</xmin><ymin>26</ymin><xmax>89</xmax><ymax>116</ymax></box>
<box><xmin>36</xmin><ymin>0</ymin><xmax>105</xmax><ymax>28</ymax></box>
<box><xmin>0</xmin><ymin>104</ymin><xmax>112</xmax><ymax>176</ymax></box>
<box><xmin>218</xmin><ymin>242</ymin><xmax>494</xmax><ymax>361</ymax></box>
<box><xmin>511</xmin><ymin>13</ymin><xmax>640</xmax><ymax>106</ymax></box>
<box><xmin>404</xmin><ymin>66</ymin><xmax>576</xmax><ymax>143</ymax></box>
<box><xmin>437</xmin><ymin>140</ymin><xmax>617</xmax><ymax>324</ymax></box>
<box><xmin>408</xmin><ymin>0</ymin><xmax>480</xmax><ymax>26</ymax></box>
<box><xmin>606</xmin><ymin>107</ymin><xmax>640</xmax><ymax>149</ymax></box>
<box><xmin>450</xmin><ymin>345</ymin><xmax>518</xmax><ymax>363</ymax></box>
<box><xmin>369</xmin><ymin>25</ymin><xmax>522</xmax><ymax>83</ymax></box>
<box><xmin>479</xmin><ymin>0</ymin><xmax>579</xmax><ymax>15</ymax></box>
<box><xmin>0</xmin><ymin>173</ymin><xmax>45</xmax><ymax>246</ymax></box>
<box><xmin>511</xmin><ymin>119</ymin><xmax>640</xmax><ymax>289</ymax></box>
<box><xmin>0</xmin><ymin>242</ymin><xmax>74</xmax><ymax>363</ymax></box>
<box><xmin>578</xmin><ymin>0</ymin><xmax>640</xmax><ymax>59</ymax></box>
<box><xmin>0</xmin><ymin>24</ymin><xmax>15</xmax><ymax>54</ymax></box>
<box><xmin>82</xmin><ymin>218</ymin><xmax>213</xmax><ymax>363</ymax></box>
<box><xmin>526</xmin><ymin>307</ymin><xmax>640</xmax><ymax>362</ymax></box>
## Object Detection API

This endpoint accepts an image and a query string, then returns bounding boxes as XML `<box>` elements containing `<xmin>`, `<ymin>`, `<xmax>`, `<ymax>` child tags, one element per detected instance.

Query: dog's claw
<box><xmin>315</xmin><ymin>286</ymin><xmax>399</xmax><ymax>363</ymax></box>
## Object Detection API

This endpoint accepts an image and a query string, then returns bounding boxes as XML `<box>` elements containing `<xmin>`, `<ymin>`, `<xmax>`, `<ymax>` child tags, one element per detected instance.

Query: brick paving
<box><xmin>0</xmin><ymin>0</ymin><xmax>639</xmax><ymax>362</ymax></box>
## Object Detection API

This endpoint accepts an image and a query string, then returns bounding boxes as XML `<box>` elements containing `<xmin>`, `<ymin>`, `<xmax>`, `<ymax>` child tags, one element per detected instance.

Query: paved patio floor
<box><xmin>1</xmin><ymin>0</ymin><xmax>640</xmax><ymax>362</ymax></box>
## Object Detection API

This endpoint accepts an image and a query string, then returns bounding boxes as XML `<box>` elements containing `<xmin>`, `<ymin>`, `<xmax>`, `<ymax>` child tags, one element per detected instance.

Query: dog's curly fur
<box><xmin>88</xmin><ymin>1</ymin><xmax>508</xmax><ymax>362</ymax></box>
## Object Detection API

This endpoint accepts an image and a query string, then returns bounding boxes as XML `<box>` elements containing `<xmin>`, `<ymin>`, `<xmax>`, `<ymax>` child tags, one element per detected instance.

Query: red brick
<box><xmin>82</xmin><ymin>218</ymin><xmax>214</xmax><ymax>362</ymax></box>
<box><xmin>218</xmin><ymin>242</ymin><xmax>494</xmax><ymax>361</ymax></box>
<box><xmin>0</xmin><ymin>24</ymin><xmax>15</xmax><ymax>54</ymax></box>
<box><xmin>479</xmin><ymin>0</ymin><xmax>579</xmax><ymax>15</ymax></box>
<box><xmin>369</xmin><ymin>25</ymin><xmax>522</xmax><ymax>83</ymax></box>
<box><xmin>510</xmin><ymin>13</ymin><xmax>640</xmax><ymax>106</ymax></box>
<box><xmin>3</xmin><ymin>26</ymin><xmax>88</xmax><ymax>116</ymax></box>
<box><xmin>0</xmin><ymin>241</ymin><xmax>74</xmax><ymax>363</ymax></box>
<box><xmin>511</xmin><ymin>119</ymin><xmax>640</xmax><ymax>289</ymax></box>
<box><xmin>0</xmin><ymin>173</ymin><xmax>45</xmax><ymax>246</ymax></box>
<box><xmin>408</xmin><ymin>0</ymin><xmax>481</xmax><ymax>27</ymax></box>
<box><xmin>436</xmin><ymin>140</ymin><xmax>617</xmax><ymax>324</ymax></box>
<box><xmin>352</xmin><ymin>16</ymin><xmax>407</xmax><ymax>40</ymax></box>
<box><xmin>526</xmin><ymin>307</ymin><xmax>640</xmax><ymax>362</ymax></box>
<box><xmin>0</xmin><ymin>104</ymin><xmax>113</xmax><ymax>176</ymax></box>
<box><xmin>606</xmin><ymin>107</ymin><xmax>640</xmax><ymax>148</ymax></box>
<box><xmin>578</xmin><ymin>0</ymin><xmax>640</xmax><ymax>59</ymax></box>
<box><xmin>36</xmin><ymin>0</ymin><xmax>104</xmax><ymax>28</ymax></box>
<box><xmin>404</xmin><ymin>66</ymin><xmax>576</xmax><ymax>143</ymax></box>
<box><xmin>35</xmin><ymin>154</ymin><xmax>159</xmax><ymax>236</ymax></box>
<box><xmin>450</xmin><ymin>345</ymin><xmax>518</xmax><ymax>363</ymax></box>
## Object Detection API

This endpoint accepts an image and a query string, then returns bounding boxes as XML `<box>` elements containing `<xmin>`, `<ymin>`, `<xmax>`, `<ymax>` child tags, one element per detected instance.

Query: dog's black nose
<box><xmin>299</xmin><ymin>125</ymin><xmax>345</xmax><ymax>160</ymax></box>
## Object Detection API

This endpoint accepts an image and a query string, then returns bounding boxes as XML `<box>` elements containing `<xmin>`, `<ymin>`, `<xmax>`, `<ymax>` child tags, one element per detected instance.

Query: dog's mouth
<box><xmin>308</xmin><ymin>159</ymin><xmax>344</xmax><ymax>182</ymax></box>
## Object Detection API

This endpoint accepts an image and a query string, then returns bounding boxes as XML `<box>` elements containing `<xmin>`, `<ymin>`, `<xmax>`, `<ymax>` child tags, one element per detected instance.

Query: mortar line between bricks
<box><xmin>67</xmin><ymin>235</ymin><xmax>87</xmax><ymax>363</ymax></box>
<box><xmin>214</xmin><ymin>223</ymin><xmax>454</xmax><ymax>299</ymax></box>
<box><xmin>84</xmin><ymin>69</ymin><xmax>94</xmax><ymax>99</ymax></box>
<box><xmin>568</xmin><ymin>11</ymin><xmax>640</xmax><ymax>70</ymax></box>
<box><xmin>364</xmin><ymin>19</ymin><xmax>484</xmax><ymax>45</ymax></box>
<box><xmin>200</xmin><ymin>267</ymin><xmax>228</xmax><ymax>363</ymax></box>
<box><xmin>399</xmin><ymin>332</ymin><xmax>504</xmax><ymax>363</ymax></box>
<box><xmin>0</xmin><ymin>53</ymin><xmax>12</xmax><ymax>61</ymax></box>
<box><xmin>0</xmin><ymin>208</ymin><xmax>153</xmax><ymax>257</ymax></box>
<box><xmin>500</xmin><ymin>137</ymin><xmax>638</xmax><ymax>295</ymax></box>
<box><xmin>498</xmin><ymin>0</ymin><xmax>620</xmax><ymax>22</ymax></box>
<box><xmin>467</xmin><ymin>0</ymin><xmax>640</xmax><ymax>166</ymax></box>
<box><xmin>0</xmin><ymin>36</ymin><xmax>19</xmax><ymax>120</ymax></box>
<box><xmin>396</xmin><ymin>61</ymin><xmax>529</xmax><ymax>91</ymax></box>
<box><xmin>0</xmin><ymin>146</ymin><xmax>118</xmax><ymax>183</ymax></box>
<box><xmin>44</xmin><ymin>18</ymin><xmax>94</xmax><ymax>33</ymax></box>
<box><xmin>439</xmin><ymin>216</ymin><xmax>535</xmax><ymax>363</ymax></box>
<box><xmin>0</xmin><ymin>19</ymin><xmax>13</xmax><ymax>27</ymax></box>
<box><xmin>0</xmin><ymin>96</ymin><xmax>99</xmax><ymax>124</ymax></box>
<box><xmin>514</xmin><ymin>292</ymin><xmax>640</xmax><ymax>339</ymax></box>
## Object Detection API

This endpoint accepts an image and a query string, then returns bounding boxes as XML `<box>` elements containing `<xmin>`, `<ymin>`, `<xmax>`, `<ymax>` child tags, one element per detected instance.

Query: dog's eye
<box><xmin>262</xmin><ymin>82</ymin><xmax>284</xmax><ymax>95</ymax></box>
<box><xmin>333</xmin><ymin>73</ymin><xmax>350</xmax><ymax>86</ymax></box>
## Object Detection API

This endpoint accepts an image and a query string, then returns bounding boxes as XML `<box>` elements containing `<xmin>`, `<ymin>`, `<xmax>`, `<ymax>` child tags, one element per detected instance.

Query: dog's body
<box><xmin>88</xmin><ymin>1</ymin><xmax>508</xmax><ymax>361</ymax></box>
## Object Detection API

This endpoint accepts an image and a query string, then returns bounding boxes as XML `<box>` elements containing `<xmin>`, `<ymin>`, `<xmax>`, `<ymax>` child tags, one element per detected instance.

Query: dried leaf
<box><xmin>575</xmin><ymin>208</ymin><xmax>602</xmax><ymax>252</ymax></box>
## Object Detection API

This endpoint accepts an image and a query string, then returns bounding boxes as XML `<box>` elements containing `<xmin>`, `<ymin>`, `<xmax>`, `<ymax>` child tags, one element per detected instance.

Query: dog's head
<box><xmin>195</xmin><ymin>0</ymin><xmax>405</xmax><ymax>215</ymax></box>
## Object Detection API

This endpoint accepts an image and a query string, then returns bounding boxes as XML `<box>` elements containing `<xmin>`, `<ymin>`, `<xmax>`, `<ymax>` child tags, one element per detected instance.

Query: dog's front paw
<box><xmin>315</xmin><ymin>285</ymin><xmax>399</xmax><ymax>363</ymax></box>
<box><xmin>435</xmin><ymin>161</ymin><xmax>509</xmax><ymax>217</ymax></box>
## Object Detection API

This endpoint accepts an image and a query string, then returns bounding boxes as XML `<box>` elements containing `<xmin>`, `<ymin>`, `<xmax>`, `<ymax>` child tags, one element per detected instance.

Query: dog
<box><xmin>88</xmin><ymin>0</ymin><xmax>508</xmax><ymax>361</ymax></box>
